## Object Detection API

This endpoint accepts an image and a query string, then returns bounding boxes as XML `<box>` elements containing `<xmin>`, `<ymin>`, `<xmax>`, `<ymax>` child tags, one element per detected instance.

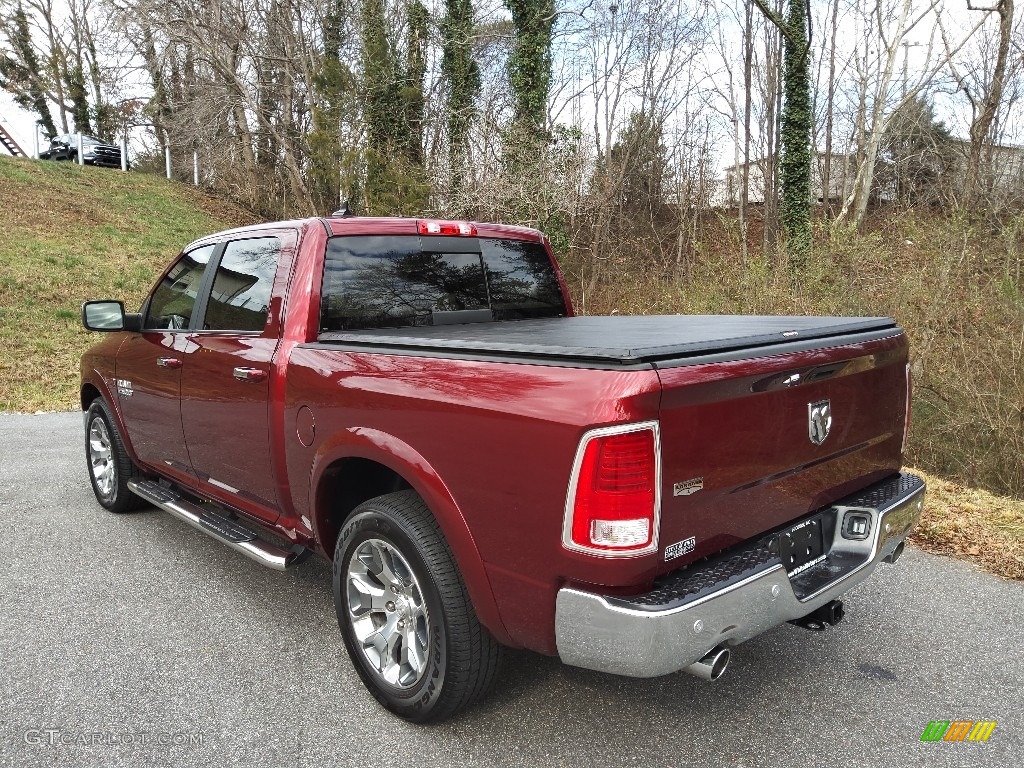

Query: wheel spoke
<box><xmin>363</xmin><ymin>613</ymin><xmax>402</xmax><ymax>683</ymax></box>
<box><xmin>347</xmin><ymin>570</ymin><xmax>389</xmax><ymax>617</ymax></box>
<box><xmin>374</xmin><ymin>542</ymin><xmax>406</xmax><ymax>589</ymax></box>
<box><xmin>401</xmin><ymin>624</ymin><xmax>427</xmax><ymax>678</ymax></box>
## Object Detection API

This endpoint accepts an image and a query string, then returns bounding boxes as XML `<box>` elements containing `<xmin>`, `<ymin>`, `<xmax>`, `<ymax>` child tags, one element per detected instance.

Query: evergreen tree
<box><xmin>879</xmin><ymin>96</ymin><xmax>956</xmax><ymax>208</ymax></box>
<box><xmin>403</xmin><ymin>0</ymin><xmax>429</xmax><ymax>165</ymax></box>
<box><xmin>440</xmin><ymin>0</ymin><xmax>480</xmax><ymax>188</ymax></box>
<box><xmin>309</xmin><ymin>0</ymin><xmax>357</xmax><ymax>210</ymax></box>
<box><xmin>0</xmin><ymin>3</ymin><xmax>56</xmax><ymax>138</ymax></box>
<box><xmin>359</xmin><ymin>0</ymin><xmax>429</xmax><ymax>214</ymax></box>
<box><xmin>504</xmin><ymin>0</ymin><xmax>554</xmax><ymax>140</ymax></box>
<box><xmin>609</xmin><ymin>112</ymin><xmax>670</xmax><ymax>218</ymax></box>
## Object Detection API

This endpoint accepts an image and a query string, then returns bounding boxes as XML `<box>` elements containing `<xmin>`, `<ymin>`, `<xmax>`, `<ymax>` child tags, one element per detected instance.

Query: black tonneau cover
<box><xmin>317</xmin><ymin>315</ymin><xmax>898</xmax><ymax>366</ymax></box>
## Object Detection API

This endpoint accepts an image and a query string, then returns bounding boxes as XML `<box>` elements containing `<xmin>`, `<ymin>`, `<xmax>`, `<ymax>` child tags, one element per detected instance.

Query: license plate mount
<box><xmin>781</xmin><ymin>515</ymin><xmax>826</xmax><ymax>574</ymax></box>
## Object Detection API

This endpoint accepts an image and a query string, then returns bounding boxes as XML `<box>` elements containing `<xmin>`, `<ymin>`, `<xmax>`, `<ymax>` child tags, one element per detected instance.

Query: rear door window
<box><xmin>321</xmin><ymin>235</ymin><xmax>566</xmax><ymax>331</ymax></box>
<box><xmin>203</xmin><ymin>237</ymin><xmax>281</xmax><ymax>332</ymax></box>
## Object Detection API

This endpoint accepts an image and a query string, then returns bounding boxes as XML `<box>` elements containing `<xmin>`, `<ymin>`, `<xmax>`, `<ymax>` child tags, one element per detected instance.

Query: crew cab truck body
<box><xmin>80</xmin><ymin>215</ymin><xmax>924</xmax><ymax>720</ymax></box>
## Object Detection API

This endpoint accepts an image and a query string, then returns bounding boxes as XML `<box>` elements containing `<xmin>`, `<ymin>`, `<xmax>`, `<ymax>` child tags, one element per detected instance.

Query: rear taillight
<box><xmin>902</xmin><ymin>362</ymin><xmax>912</xmax><ymax>454</ymax></box>
<box><xmin>562</xmin><ymin>421</ymin><xmax>661</xmax><ymax>556</ymax></box>
<box><xmin>416</xmin><ymin>219</ymin><xmax>477</xmax><ymax>236</ymax></box>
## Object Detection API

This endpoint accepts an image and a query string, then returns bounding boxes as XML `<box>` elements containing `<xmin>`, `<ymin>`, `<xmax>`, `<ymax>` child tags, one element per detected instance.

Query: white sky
<box><xmin>0</xmin><ymin>90</ymin><xmax>42</xmax><ymax>154</ymax></box>
<box><xmin>1</xmin><ymin>1</ymin><xmax>1015</xmax><ymax>166</ymax></box>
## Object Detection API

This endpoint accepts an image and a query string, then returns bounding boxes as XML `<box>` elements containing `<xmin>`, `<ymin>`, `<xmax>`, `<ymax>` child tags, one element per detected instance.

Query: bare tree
<box><xmin>958</xmin><ymin>0</ymin><xmax>1017</xmax><ymax>207</ymax></box>
<box><xmin>835</xmin><ymin>0</ymin><xmax>983</xmax><ymax>228</ymax></box>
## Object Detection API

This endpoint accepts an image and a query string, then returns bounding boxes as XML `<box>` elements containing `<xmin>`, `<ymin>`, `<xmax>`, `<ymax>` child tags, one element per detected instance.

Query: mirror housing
<box><xmin>82</xmin><ymin>300</ymin><xmax>142</xmax><ymax>333</ymax></box>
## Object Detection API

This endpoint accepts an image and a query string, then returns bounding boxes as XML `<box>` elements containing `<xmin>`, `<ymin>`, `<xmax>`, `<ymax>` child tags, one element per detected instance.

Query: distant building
<box><xmin>718</xmin><ymin>141</ymin><xmax>1024</xmax><ymax>209</ymax></box>
<box><xmin>967</xmin><ymin>141</ymin><xmax>1024</xmax><ymax>205</ymax></box>
<box><xmin>720</xmin><ymin>151</ymin><xmax>862</xmax><ymax>207</ymax></box>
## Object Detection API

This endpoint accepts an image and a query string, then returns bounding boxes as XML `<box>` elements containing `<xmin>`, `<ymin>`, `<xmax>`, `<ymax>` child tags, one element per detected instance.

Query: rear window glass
<box><xmin>320</xmin><ymin>235</ymin><xmax>566</xmax><ymax>331</ymax></box>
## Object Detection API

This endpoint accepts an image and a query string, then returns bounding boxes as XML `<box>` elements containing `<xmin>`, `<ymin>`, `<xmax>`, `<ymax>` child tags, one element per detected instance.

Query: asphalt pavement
<box><xmin>0</xmin><ymin>411</ymin><xmax>1021</xmax><ymax>768</ymax></box>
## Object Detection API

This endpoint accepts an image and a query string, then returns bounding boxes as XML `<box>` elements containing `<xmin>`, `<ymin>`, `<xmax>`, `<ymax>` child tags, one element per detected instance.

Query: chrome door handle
<box><xmin>157</xmin><ymin>357</ymin><xmax>183</xmax><ymax>369</ymax></box>
<box><xmin>233</xmin><ymin>367</ymin><xmax>268</xmax><ymax>383</ymax></box>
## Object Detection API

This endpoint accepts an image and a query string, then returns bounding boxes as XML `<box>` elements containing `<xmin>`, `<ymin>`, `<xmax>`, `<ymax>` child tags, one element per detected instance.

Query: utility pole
<box><xmin>901</xmin><ymin>41</ymin><xmax>922</xmax><ymax>97</ymax></box>
<box><xmin>164</xmin><ymin>131</ymin><xmax>172</xmax><ymax>180</ymax></box>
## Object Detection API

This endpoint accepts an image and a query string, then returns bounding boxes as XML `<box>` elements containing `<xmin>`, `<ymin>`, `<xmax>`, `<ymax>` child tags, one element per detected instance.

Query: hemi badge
<box><xmin>673</xmin><ymin>477</ymin><xmax>704</xmax><ymax>496</ymax></box>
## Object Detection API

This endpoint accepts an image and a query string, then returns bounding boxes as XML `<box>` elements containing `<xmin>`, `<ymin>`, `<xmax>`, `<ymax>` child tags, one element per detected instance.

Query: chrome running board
<box><xmin>127</xmin><ymin>478</ymin><xmax>307</xmax><ymax>571</ymax></box>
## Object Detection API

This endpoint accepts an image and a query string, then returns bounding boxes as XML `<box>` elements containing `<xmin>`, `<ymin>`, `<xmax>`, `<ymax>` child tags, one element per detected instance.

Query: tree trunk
<box><xmin>822</xmin><ymin>0</ymin><xmax>840</xmax><ymax>216</ymax></box>
<box><xmin>741</xmin><ymin>0</ymin><xmax>753</xmax><ymax>265</ymax></box>
<box><xmin>965</xmin><ymin>0</ymin><xmax>1014</xmax><ymax>206</ymax></box>
<box><xmin>779</xmin><ymin>0</ymin><xmax>812</xmax><ymax>267</ymax></box>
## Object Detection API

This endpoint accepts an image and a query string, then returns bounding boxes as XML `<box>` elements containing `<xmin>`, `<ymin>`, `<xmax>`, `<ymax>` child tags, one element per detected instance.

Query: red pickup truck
<box><xmin>80</xmin><ymin>215</ymin><xmax>925</xmax><ymax>721</ymax></box>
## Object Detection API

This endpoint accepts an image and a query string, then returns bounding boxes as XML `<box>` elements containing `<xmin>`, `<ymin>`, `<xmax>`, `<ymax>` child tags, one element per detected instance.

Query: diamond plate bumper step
<box><xmin>127</xmin><ymin>478</ymin><xmax>308</xmax><ymax>571</ymax></box>
<box><xmin>555</xmin><ymin>472</ymin><xmax>926</xmax><ymax>678</ymax></box>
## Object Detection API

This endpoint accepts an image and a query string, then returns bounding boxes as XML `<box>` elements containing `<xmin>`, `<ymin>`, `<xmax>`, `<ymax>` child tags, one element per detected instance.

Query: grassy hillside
<box><xmin>0</xmin><ymin>156</ymin><xmax>258</xmax><ymax>411</ymax></box>
<box><xmin>909</xmin><ymin>467</ymin><xmax>1023</xmax><ymax>580</ymax></box>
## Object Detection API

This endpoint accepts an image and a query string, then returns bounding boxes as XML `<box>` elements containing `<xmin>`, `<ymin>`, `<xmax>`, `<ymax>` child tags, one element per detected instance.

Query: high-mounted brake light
<box><xmin>562</xmin><ymin>421</ymin><xmax>661</xmax><ymax>557</ymax></box>
<box><xmin>416</xmin><ymin>219</ymin><xmax>477</xmax><ymax>236</ymax></box>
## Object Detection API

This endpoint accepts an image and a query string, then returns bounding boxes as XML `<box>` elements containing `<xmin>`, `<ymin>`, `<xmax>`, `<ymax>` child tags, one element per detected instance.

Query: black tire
<box><xmin>333</xmin><ymin>490</ymin><xmax>502</xmax><ymax>722</ymax></box>
<box><xmin>84</xmin><ymin>399</ymin><xmax>143</xmax><ymax>513</ymax></box>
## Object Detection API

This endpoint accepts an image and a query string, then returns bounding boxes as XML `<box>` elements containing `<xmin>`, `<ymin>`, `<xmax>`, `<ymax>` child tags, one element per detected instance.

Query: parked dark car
<box><xmin>40</xmin><ymin>133</ymin><xmax>124</xmax><ymax>168</ymax></box>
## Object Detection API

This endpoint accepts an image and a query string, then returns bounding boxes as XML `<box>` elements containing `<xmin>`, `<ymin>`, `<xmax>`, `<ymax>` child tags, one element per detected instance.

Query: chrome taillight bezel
<box><xmin>561</xmin><ymin>420</ymin><xmax>662</xmax><ymax>558</ymax></box>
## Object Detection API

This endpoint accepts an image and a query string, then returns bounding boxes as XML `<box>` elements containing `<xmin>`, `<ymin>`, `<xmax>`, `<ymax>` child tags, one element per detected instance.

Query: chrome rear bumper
<box><xmin>555</xmin><ymin>473</ymin><xmax>925</xmax><ymax>678</ymax></box>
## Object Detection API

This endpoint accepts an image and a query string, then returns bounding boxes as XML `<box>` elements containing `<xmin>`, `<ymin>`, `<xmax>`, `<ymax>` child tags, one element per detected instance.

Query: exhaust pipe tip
<box><xmin>884</xmin><ymin>541</ymin><xmax>906</xmax><ymax>564</ymax></box>
<box><xmin>685</xmin><ymin>646</ymin><xmax>730</xmax><ymax>681</ymax></box>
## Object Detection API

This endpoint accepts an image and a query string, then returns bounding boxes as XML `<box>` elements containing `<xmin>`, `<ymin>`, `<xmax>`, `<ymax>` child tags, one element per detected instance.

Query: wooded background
<box><xmin>2</xmin><ymin>0</ymin><xmax>1023</xmax><ymax>497</ymax></box>
<box><xmin>2</xmin><ymin>1</ymin><xmax>1021</xmax><ymax>231</ymax></box>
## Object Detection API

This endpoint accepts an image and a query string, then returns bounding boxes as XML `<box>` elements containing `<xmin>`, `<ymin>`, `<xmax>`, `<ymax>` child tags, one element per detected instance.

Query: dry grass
<box><xmin>558</xmin><ymin>209</ymin><xmax>1024</xmax><ymax>578</ymax></box>
<box><xmin>0</xmin><ymin>156</ymin><xmax>258</xmax><ymax>411</ymax></box>
<box><xmin>561</xmin><ymin>209</ymin><xmax>1024</xmax><ymax>499</ymax></box>
<box><xmin>909</xmin><ymin>467</ymin><xmax>1024</xmax><ymax>580</ymax></box>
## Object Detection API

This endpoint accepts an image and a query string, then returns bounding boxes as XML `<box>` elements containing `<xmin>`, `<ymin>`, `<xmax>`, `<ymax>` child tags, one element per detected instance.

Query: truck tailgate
<box><xmin>654</xmin><ymin>331</ymin><xmax>909</xmax><ymax>570</ymax></box>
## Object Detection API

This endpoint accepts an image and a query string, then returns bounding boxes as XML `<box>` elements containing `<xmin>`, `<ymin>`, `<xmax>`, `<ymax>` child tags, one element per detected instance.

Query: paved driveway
<box><xmin>1</xmin><ymin>412</ymin><xmax>1020</xmax><ymax>767</ymax></box>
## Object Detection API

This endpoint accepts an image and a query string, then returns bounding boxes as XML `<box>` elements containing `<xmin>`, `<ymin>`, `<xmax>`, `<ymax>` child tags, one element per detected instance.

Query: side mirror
<box><xmin>82</xmin><ymin>300</ymin><xmax>142</xmax><ymax>332</ymax></box>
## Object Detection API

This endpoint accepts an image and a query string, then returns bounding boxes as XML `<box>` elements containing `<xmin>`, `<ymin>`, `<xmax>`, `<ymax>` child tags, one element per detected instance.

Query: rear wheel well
<box><xmin>81</xmin><ymin>384</ymin><xmax>101</xmax><ymax>411</ymax></box>
<box><xmin>316</xmin><ymin>458</ymin><xmax>412</xmax><ymax>555</ymax></box>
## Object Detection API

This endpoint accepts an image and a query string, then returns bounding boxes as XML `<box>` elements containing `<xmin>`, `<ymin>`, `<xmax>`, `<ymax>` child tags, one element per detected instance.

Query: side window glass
<box><xmin>144</xmin><ymin>245</ymin><xmax>215</xmax><ymax>330</ymax></box>
<box><xmin>203</xmin><ymin>237</ymin><xmax>281</xmax><ymax>332</ymax></box>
